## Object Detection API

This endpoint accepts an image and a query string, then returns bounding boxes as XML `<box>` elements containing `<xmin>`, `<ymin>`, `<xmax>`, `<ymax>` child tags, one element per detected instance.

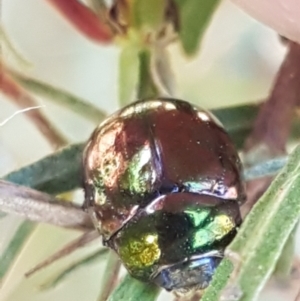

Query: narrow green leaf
<box><xmin>202</xmin><ymin>145</ymin><xmax>300</xmax><ymax>301</ymax></box>
<box><xmin>107</xmin><ymin>274</ymin><xmax>160</xmax><ymax>301</ymax></box>
<box><xmin>9</xmin><ymin>70</ymin><xmax>106</xmax><ymax>124</ymax></box>
<box><xmin>274</xmin><ymin>223</ymin><xmax>297</xmax><ymax>281</ymax></box>
<box><xmin>0</xmin><ymin>220</ymin><xmax>36</xmax><ymax>281</ymax></box>
<box><xmin>98</xmin><ymin>251</ymin><xmax>121</xmax><ymax>301</ymax></box>
<box><xmin>41</xmin><ymin>248</ymin><xmax>108</xmax><ymax>290</ymax></box>
<box><xmin>213</xmin><ymin>103</ymin><xmax>300</xmax><ymax>148</ymax></box>
<box><xmin>201</xmin><ymin>259</ymin><xmax>234</xmax><ymax>301</ymax></box>
<box><xmin>174</xmin><ymin>0</ymin><xmax>220</xmax><ymax>55</ymax></box>
<box><xmin>138</xmin><ymin>50</ymin><xmax>159</xmax><ymax>99</ymax></box>
<box><xmin>131</xmin><ymin>0</ymin><xmax>165</xmax><ymax>30</ymax></box>
<box><xmin>212</xmin><ymin>103</ymin><xmax>258</xmax><ymax>148</ymax></box>
<box><xmin>3</xmin><ymin>143</ymin><xmax>84</xmax><ymax>195</ymax></box>
<box><xmin>212</xmin><ymin>104</ymin><xmax>258</xmax><ymax>135</ymax></box>
<box><xmin>119</xmin><ymin>44</ymin><xmax>140</xmax><ymax>106</ymax></box>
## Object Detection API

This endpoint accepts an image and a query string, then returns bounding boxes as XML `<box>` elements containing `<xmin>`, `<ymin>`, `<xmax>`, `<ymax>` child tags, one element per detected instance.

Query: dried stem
<box><xmin>244</xmin><ymin>41</ymin><xmax>300</xmax><ymax>156</ymax></box>
<box><xmin>40</xmin><ymin>248</ymin><xmax>108</xmax><ymax>290</ymax></box>
<box><xmin>243</xmin><ymin>41</ymin><xmax>300</xmax><ymax>211</ymax></box>
<box><xmin>0</xmin><ymin>65</ymin><xmax>68</xmax><ymax>148</ymax></box>
<box><xmin>25</xmin><ymin>230</ymin><xmax>99</xmax><ymax>277</ymax></box>
<box><xmin>0</xmin><ymin>180</ymin><xmax>93</xmax><ymax>230</ymax></box>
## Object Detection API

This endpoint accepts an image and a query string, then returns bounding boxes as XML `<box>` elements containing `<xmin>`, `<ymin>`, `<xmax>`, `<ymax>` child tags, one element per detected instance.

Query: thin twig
<box><xmin>25</xmin><ymin>230</ymin><xmax>99</xmax><ymax>277</ymax></box>
<box><xmin>40</xmin><ymin>248</ymin><xmax>108</xmax><ymax>290</ymax></box>
<box><xmin>0</xmin><ymin>180</ymin><xmax>93</xmax><ymax>230</ymax></box>
<box><xmin>0</xmin><ymin>65</ymin><xmax>68</xmax><ymax>148</ymax></box>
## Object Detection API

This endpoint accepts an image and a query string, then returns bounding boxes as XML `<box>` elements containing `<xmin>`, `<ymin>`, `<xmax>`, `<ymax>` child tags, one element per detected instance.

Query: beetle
<box><xmin>82</xmin><ymin>98</ymin><xmax>246</xmax><ymax>293</ymax></box>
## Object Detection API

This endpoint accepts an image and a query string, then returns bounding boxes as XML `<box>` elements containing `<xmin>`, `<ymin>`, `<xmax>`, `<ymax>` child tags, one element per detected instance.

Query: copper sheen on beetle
<box><xmin>83</xmin><ymin>98</ymin><xmax>245</xmax><ymax>293</ymax></box>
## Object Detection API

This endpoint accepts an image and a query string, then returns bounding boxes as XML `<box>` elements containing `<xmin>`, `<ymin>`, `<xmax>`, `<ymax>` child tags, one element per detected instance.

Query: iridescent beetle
<box><xmin>82</xmin><ymin>98</ymin><xmax>245</xmax><ymax>293</ymax></box>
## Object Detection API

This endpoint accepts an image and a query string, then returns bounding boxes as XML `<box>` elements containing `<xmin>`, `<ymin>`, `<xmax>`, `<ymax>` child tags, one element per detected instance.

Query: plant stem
<box><xmin>244</xmin><ymin>41</ymin><xmax>300</xmax><ymax>157</ymax></box>
<box><xmin>137</xmin><ymin>49</ymin><xmax>159</xmax><ymax>99</ymax></box>
<box><xmin>243</xmin><ymin>41</ymin><xmax>300</xmax><ymax>212</ymax></box>
<box><xmin>0</xmin><ymin>180</ymin><xmax>93</xmax><ymax>230</ymax></box>
<box><xmin>25</xmin><ymin>231</ymin><xmax>99</xmax><ymax>277</ymax></box>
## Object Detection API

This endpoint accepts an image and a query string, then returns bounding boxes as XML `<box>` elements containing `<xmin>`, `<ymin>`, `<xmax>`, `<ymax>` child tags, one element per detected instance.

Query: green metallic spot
<box><xmin>185</xmin><ymin>208</ymin><xmax>210</xmax><ymax>227</ymax></box>
<box><xmin>192</xmin><ymin>214</ymin><xmax>235</xmax><ymax>249</ymax></box>
<box><xmin>193</xmin><ymin>228</ymin><xmax>217</xmax><ymax>248</ymax></box>
<box><xmin>119</xmin><ymin>233</ymin><xmax>161</xmax><ymax>269</ymax></box>
<box><xmin>208</xmin><ymin>215</ymin><xmax>235</xmax><ymax>240</ymax></box>
<box><xmin>120</xmin><ymin>145</ymin><xmax>155</xmax><ymax>195</ymax></box>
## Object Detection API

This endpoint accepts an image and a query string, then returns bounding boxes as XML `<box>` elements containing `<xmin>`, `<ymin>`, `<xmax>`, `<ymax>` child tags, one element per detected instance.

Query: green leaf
<box><xmin>212</xmin><ymin>104</ymin><xmax>258</xmax><ymax>136</ymax></box>
<box><xmin>213</xmin><ymin>103</ymin><xmax>300</xmax><ymax>148</ymax></box>
<box><xmin>3</xmin><ymin>143</ymin><xmax>84</xmax><ymax>195</ymax></box>
<box><xmin>174</xmin><ymin>0</ymin><xmax>221</xmax><ymax>55</ymax></box>
<box><xmin>119</xmin><ymin>43</ymin><xmax>140</xmax><ymax>106</ymax></box>
<box><xmin>0</xmin><ymin>220</ymin><xmax>36</xmax><ymax>281</ymax></box>
<box><xmin>107</xmin><ymin>274</ymin><xmax>160</xmax><ymax>301</ymax></box>
<box><xmin>212</xmin><ymin>103</ymin><xmax>258</xmax><ymax>148</ymax></box>
<box><xmin>131</xmin><ymin>0</ymin><xmax>165</xmax><ymax>30</ymax></box>
<box><xmin>202</xmin><ymin>144</ymin><xmax>300</xmax><ymax>301</ymax></box>
<box><xmin>274</xmin><ymin>223</ymin><xmax>297</xmax><ymax>281</ymax></box>
<box><xmin>9</xmin><ymin>70</ymin><xmax>106</xmax><ymax>124</ymax></box>
<box><xmin>201</xmin><ymin>259</ymin><xmax>234</xmax><ymax>301</ymax></box>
